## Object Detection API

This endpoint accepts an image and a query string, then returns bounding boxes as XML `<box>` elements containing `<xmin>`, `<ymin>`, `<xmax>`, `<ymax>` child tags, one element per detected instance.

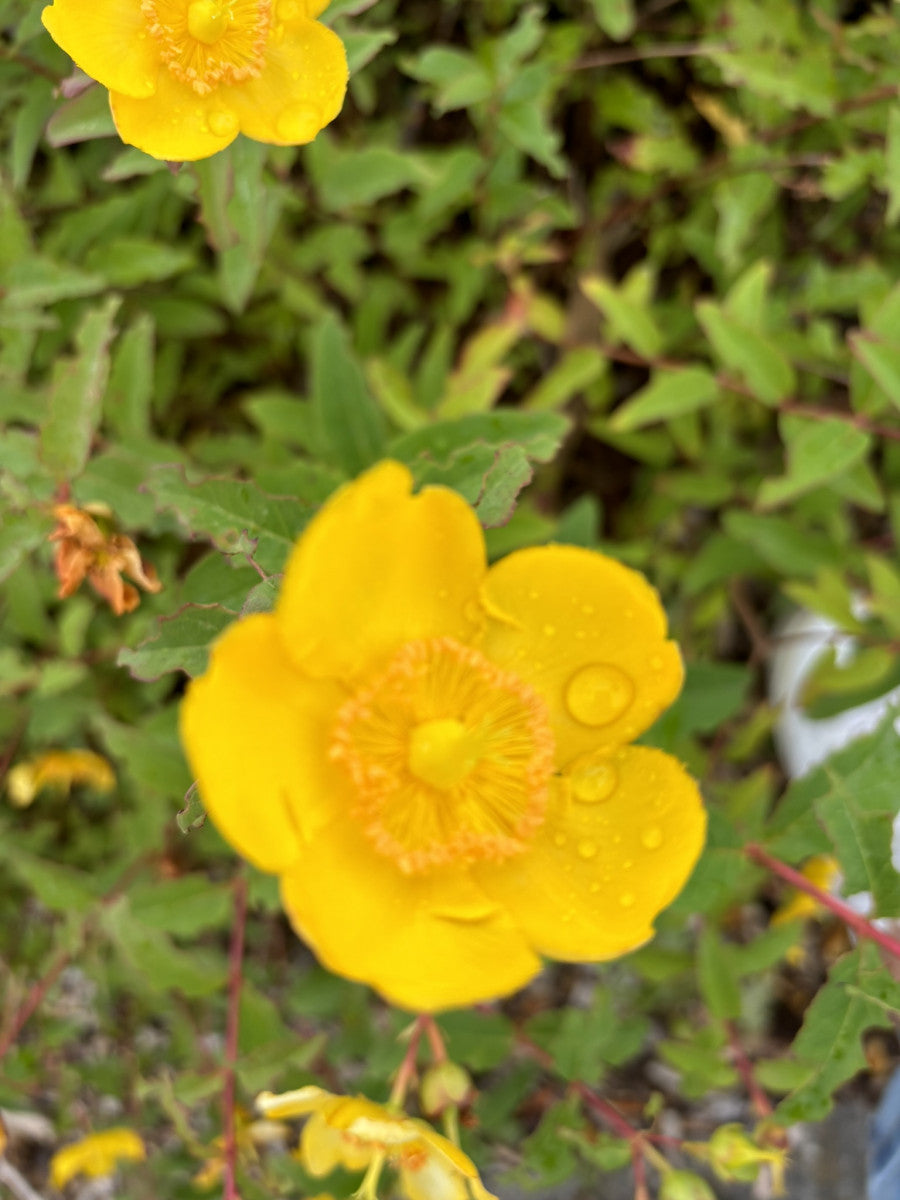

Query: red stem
<box><xmin>745</xmin><ymin>843</ymin><xmax>900</xmax><ymax>960</ymax></box>
<box><xmin>222</xmin><ymin>872</ymin><xmax>248</xmax><ymax>1200</ymax></box>
<box><xmin>422</xmin><ymin>1015</ymin><xmax>447</xmax><ymax>1064</ymax></box>
<box><xmin>725</xmin><ymin>1020</ymin><xmax>772</xmax><ymax>1120</ymax></box>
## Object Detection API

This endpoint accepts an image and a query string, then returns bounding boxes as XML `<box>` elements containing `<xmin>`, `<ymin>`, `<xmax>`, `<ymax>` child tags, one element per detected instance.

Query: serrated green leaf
<box><xmin>40</xmin><ymin>295</ymin><xmax>121</xmax><ymax>481</ymax></box>
<box><xmin>118</xmin><ymin>604</ymin><xmax>235</xmax><ymax>681</ymax></box>
<box><xmin>310</xmin><ymin>312</ymin><xmax>387</xmax><ymax>475</ymax></box>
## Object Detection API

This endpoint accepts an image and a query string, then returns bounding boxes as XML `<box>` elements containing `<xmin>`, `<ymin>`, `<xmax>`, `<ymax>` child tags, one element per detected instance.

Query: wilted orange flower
<box><xmin>50</xmin><ymin>1128</ymin><xmax>145</xmax><ymax>1189</ymax></box>
<box><xmin>181</xmin><ymin>462</ymin><xmax>706</xmax><ymax>1011</ymax></box>
<box><xmin>257</xmin><ymin>1086</ymin><xmax>496</xmax><ymax>1200</ymax></box>
<box><xmin>6</xmin><ymin>749</ymin><xmax>115</xmax><ymax>808</ymax></box>
<box><xmin>41</xmin><ymin>0</ymin><xmax>347</xmax><ymax>161</ymax></box>
<box><xmin>50</xmin><ymin>503</ymin><xmax>161</xmax><ymax>616</ymax></box>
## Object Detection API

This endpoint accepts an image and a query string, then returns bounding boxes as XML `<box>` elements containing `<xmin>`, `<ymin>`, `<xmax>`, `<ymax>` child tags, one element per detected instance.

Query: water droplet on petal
<box><xmin>570</xmin><ymin>757</ymin><xmax>618</xmax><ymax>805</ymax></box>
<box><xmin>565</xmin><ymin>663</ymin><xmax>634</xmax><ymax>727</ymax></box>
<box><xmin>641</xmin><ymin>825</ymin><xmax>663</xmax><ymax>850</ymax></box>
<box><xmin>207</xmin><ymin>108</ymin><xmax>238</xmax><ymax>138</ymax></box>
<box><xmin>577</xmin><ymin>839</ymin><xmax>597</xmax><ymax>860</ymax></box>
<box><xmin>528</xmin><ymin>590</ymin><xmax>540</xmax><ymax>600</ymax></box>
<box><xmin>553</xmin><ymin>832</ymin><xmax>567</xmax><ymax>848</ymax></box>
<box><xmin>275</xmin><ymin>101</ymin><xmax>322</xmax><ymax>143</ymax></box>
<box><xmin>543</xmin><ymin>624</ymin><xmax>556</xmax><ymax>637</ymax></box>
<box><xmin>622</xmin><ymin>858</ymin><xmax>633</xmax><ymax>869</ymax></box>
<box><xmin>581</xmin><ymin>603</ymin><xmax>595</xmax><ymax>615</ymax></box>
<box><xmin>619</xmin><ymin>892</ymin><xmax>635</xmax><ymax>908</ymax></box>
<box><xmin>589</xmin><ymin>882</ymin><xmax>600</xmax><ymax>893</ymax></box>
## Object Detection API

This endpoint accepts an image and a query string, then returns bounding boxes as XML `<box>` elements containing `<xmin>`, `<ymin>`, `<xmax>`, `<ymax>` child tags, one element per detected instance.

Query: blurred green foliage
<box><xmin>4</xmin><ymin>0</ymin><xmax>900</xmax><ymax>1195</ymax></box>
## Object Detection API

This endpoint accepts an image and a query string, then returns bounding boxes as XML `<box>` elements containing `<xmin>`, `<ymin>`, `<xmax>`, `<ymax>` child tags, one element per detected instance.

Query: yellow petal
<box><xmin>109</xmin><ymin>69</ymin><xmax>239</xmax><ymax>161</ymax></box>
<box><xmin>50</xmin><ymin>1129</ymin><xmax>145</xmax><ymax>1190</ymax></box>
<box><xmin>400</xmin><ymin>1159</ymin><xmax>469</xmax><ymax>1200</ymax></box>
<box><xmin>256</xmin><ymin>1086</ymin><xmax>330</xmax><ymax>1120</ymax></box>
<box><xmin>41</xmin><ymin>0</ymin><xmax>158</xmax><ymax>98</ymax></box>
<box><xmin>279</xmin><ymin>819</ymin><xmax>540</xmax><ymax>1011</ymax></box>
<box><xmin>220</xmin><ymin>19</ymin><xmax>347</xmax><ymax>146</ymax></box>
<box><xmin>180</xmin><ymin>614</ymin><xmax>347</xmax><ymax>874</ymax></box>
<box><xmin>301</xmin><ymin>1107</ymin><xmax>372</xmax><ymax>1175</ymax></box>
<box><xmin>475</xmin><ymin>746</ymin><xmax>705</xmax><ymax>961</ymax></box>
<box><xmin>478</xmin><ymin>545</ymin><xmax>683</xmax><ymax>764</ymax></box>
<box><xmin>277</xmin><ymin>462</ymin><xmax>487</xmax><ymax>682</ymax></box>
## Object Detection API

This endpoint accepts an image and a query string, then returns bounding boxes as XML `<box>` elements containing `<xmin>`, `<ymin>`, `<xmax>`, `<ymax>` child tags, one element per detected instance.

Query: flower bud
<box><xmin>707</xmin><ymin>1123</ymin><xmax>786</xmax><ymax>1183</ymax></box>
<box><xmin>420</xmin><ymin>1061</ymin><xmax>473</xmax><ymax>1115</ymax></box>
<box><xmin>659</xmin><ymin>1169</ymin><xmax>716</xmax><ymax>1200</ymax></box>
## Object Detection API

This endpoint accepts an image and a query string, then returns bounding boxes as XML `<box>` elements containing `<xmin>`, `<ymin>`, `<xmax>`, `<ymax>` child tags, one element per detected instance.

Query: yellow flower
<box><xmin>50</xmin><ymin>1128</ymin><xmax>145</xmax><ymax>1189</ymax></box>
<box><xmin>41</xmin><ymin>0</ymin><xmax>347</xmax><ymax>162</ymax></box>
<box><xmin>49</xmin><ymin>503</ymin><xmax>162</xmax><ymax>616</ymax></box>
<box><xmin>6</xmin><ymin>749</ymin><xmax>115</xmax><ymax>808</ymax></box>
<box><xmin>257</xmin><ymin>1086</ymin><xmax>496</xmax><ymax>1200</ymax></box>
<box><xmin>770</xmin><ymin>854</ymin><xmax>840</xmax><ymax>926</ymax></box>
<box><xmin>181</xmin><ymin>461</ymin><xmax>706</xmax><ymax>1011</ymax></box>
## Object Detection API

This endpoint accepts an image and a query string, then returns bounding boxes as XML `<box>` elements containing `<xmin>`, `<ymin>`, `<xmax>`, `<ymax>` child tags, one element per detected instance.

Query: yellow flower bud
<box><xmin>659</xmin><ymin>1169</ymin><xmax>716</xmax><ymax>1200</ymax></box>
<box><xmin>707</xmin><ymin>1123</ymin><xmax>787</xmax><ymax>1184</ymax></box>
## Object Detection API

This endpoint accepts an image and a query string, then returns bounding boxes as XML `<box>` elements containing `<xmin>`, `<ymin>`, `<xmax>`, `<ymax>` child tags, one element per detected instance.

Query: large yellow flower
<box><xmin>41</xmin><ymin>0</ymin><xmax>347</xmax><ymax>161</ymax></box>
<box><xmin>181</xmin><ymin>461</ymin><xmax>706</xmax><ymax>1011</ymax></box>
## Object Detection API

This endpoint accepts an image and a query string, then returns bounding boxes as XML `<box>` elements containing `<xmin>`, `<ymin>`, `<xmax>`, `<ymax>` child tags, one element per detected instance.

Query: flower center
<box><xmin>330</xmin><ymin>638</ymin><xmax>555</xmax><ymax>874</ymax></box>
<box><xmin>142</xmin><ymin>0</ymin><xmax>271</xmax><ymax>94</ymax></box>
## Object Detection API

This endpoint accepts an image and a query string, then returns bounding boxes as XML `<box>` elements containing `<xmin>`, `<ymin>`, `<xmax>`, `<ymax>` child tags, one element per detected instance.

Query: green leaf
<box><xmin>757</xmin><ymin>414</ymin><xmax>871</xmax><ymax>508</ymax></box>
<box><xmin>697</xmin><ymin>300</ymin><xmax>795</xmax><ymax>404</ymax></box>
<box><xmin>581</xmin><ymin>274</ymin><xmax>663</xmax><ymax>358</ymax></box>
<box><xmin>310</xmin><ymin>312</ymin><xmax>387</xmax><ymax>475</ymax></box>
<box><xmin>391</xmin><ymin>411</ymin><xmax>569</xmax><ymax>470</ymax></box>
<box><xmin>777</xmin><ymin>945</ymin><xmax>900</xmax><ymax>1123</ymax></box>
<box><xmin>40</xmin><ymin>295</ymin><xmax>121</xmax><ymax>481</ymax></box>
<box><xmin>850</xmin><ymin>331</ymin><xmax>900</xmax><ymax>413</ymax></box>
<box><xmin>145</xmin><ymin>467</ymin><xmax>317</xmax><ymax>574</ymax></box>
<box><xmin>589</xmin><ymin>0</ymin><xmax>636</xmax><ymax>40</ymax></box>
<box><xmin>883</xmin><ymin>104</ymin><xmax>900</xmax><ymax>226</ymax></box>
<box><xmin>0</xmin><ymin>511</ymin><xmax>46</xmax><ymax>584</ymax></box>
<box><xmin>610</xmin><ymin>367</ymin><xmax>718</xmax><ymax>432</ymax></box>
<box><xmin>473</xmin><ymin>445</ymin><xmax>534</xmax><ymax>527</ymax></box>
<box><xmin>0</xmin><ymin>844</ymin><xmax>100</xmax><ymax>914</ymax></box>
<box><xmin>84</xmin><ymin>237</ymin><xmax>194</xmax><ymax>289</ymax></box>
<box><xmin>44</xmin><ymin>84</ymin><xmax>116</xmax><ymax>147</ymax></box>
<box><xmin>118</xmin><ymin>605</ymin><xmax>236</xmax><ymax>681</ymax></box>
<box><xmin>100</xmin><ymin>898</ymin><xmax>226</xmax><ymax>997</ymax></box>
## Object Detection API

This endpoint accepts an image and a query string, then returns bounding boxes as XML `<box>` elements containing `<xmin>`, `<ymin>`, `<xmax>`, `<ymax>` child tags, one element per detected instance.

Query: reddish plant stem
<box><xmin>746</xmin><ymin>843</ymin><xmax>900</xmax><ymax>961</ymax></box>
<box><xmin>222</xmin><ymin>872</ymin><xmax>248</xmax><ymax>1200</ymax></box>
<box><xmin>391</xmin><ymin>1017</ymin><xmax>428</xmax><ymax>1106</ymax></box>
<box><xmin>725</xmin><ymin>1021</ymin><xmax>772</xmax><ymax>1121</ymax></box>
<box><xmin>0</xmin><ymin>854</ymin><xmax>151</xmax><ymax>1063</ymax></box>
<box><xmin>422</xmin><ymin>1015</ymin><xmax>447</xmax><ymax>1064</ymax></box>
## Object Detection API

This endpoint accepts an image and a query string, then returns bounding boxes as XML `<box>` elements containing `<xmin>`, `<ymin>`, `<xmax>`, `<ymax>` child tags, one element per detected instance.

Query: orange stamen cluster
<box><xmin>330</xmin><ymin>638</ymin><xmax>555</xmax><ymax>874</ymax></box>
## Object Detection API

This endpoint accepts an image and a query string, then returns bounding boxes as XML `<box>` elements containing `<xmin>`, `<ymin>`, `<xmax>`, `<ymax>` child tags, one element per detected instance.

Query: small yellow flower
<box><xmin>257</xmin><ymin>1086</ymin><xmax>495</xmax><ymax>1200</ymax></box>
<box><xmin>41</xmin><ymin>0</ymin><xmax>347</xmax><ymax>161</ymax></box>
<box><xmin>771</xmin><ymin>855</ymin><xmax>840</xmax><ymax>926</ymax></box>
<box><xmin>181</xmin><ymin>461</ymin><xmax>706</xmax><ymax>1011</ymax></box>
<box><xmin>50</xmin><ymin>1128</ymin><xmax>145</xmax><ymax>1189</ymax></box>
<box><xmin>6</xmin><ymin>749</ymin><xmax>115</xmax><ymax>808</ymax></box>
<box><xmin>49</xmin><ymin>503</ymin><xmax>162</xmax><ymax>616</ymax></box>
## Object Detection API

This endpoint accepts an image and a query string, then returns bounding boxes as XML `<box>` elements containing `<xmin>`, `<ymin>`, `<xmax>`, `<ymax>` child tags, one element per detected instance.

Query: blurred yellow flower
<box><xmin>50</xmin><ymin>503</ymin><xmax>161</xmax><ymax>616</ymax></box>
<box><xmin>770</xmin><ymin>855</ymin><xmax>840</xmax><ymax>926</ymax></box>
<box><xmin>41</xmin><ymin>0</ymin><xmax>347</xmax><ymax>161</ymax></box>
<box><xmin>181</xmin><ymin>461</ymin><xmax>706</xmax><ymax>1011</ymax></box>
<box><xmin>257</xmin><ymin>1086</ymin><xmax>496</xmax><ymax>1200</ymax></box>
<box><xmin>50</xmin><ymin>1128</ymin><xmax>145</xmax><ymax>1189</ymax></box>
<box><xmin>6</xmin><ymin>749</ymin><xmax>115</xmax><ymax>808</ymax></box>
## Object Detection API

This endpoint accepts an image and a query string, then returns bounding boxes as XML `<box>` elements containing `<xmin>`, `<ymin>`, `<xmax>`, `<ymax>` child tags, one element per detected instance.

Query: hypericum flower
<box><xmin>50</xmin><ymin>1128</ymin><xmax>145</xmax><ymax>1189</ymax></box>
<box><xmin>49</xmin><ymin>503</ymin><xmax>161</xmax><ymax>615</ymax></box>
<box><xmin>181</xmin><ymin>461</ymin><xmax>705</xmax><ymax>1011</ymax></box>
<box><xmin>257</xmin><ymin>1086</ymin><xmax>496</xmax><ymax>1200</ymax></box>
<box><xmin>6</xmin><ymin>749</ymin><xmax>115</xmax><ymax>808</ymax></box>
<box><xmin>41</xmin><ymin>0</ymin><xmax>347</xmax><ymax>162</ymax></box>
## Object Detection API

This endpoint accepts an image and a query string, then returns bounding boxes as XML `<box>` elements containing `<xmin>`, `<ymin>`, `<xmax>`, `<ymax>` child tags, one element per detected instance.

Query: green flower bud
<box><xmin>420</xmin><ymin>1061</ymin><xmax>473</xmax><ymax>1116</ymax></box>
<box><xmin>659</xmin><ymin>1169</ymin><xmax>716</xmax><ymax>1200</ymax></box>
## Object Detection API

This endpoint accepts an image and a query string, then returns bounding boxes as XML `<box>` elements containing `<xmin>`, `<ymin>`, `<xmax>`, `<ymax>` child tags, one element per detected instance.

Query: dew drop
<box><xmin>207</xmin><ymin>108</ymin><xmax>238</xmax><ymax>138</ymax></box>
<box><xmin>581</xmin><ymin>603</ymin><xmax>595</xmax><ymax>615</ymax></box>
<box><xmin>589</xmin><ymin>882</ymin><xmax>600</xmax><ymax>893</ymax></box>
<box><xmin>641</xmin><ymin>825</ymin><xmax>663</xmax><ymax>850</ymax></box>
<box><xmin>432</xmin><ymin>899</ymin><xmax>498</xmax><ymax>924</ymax></box>
<box><xmin>619</xmin><ymin>892</ymin><xmax>636</xmax><ymax>909</ymax></box>
<box><xmin>543</xmin><ymin>624</ymin><xmax>556</xmax><ymax>637</ymax></box>
<box><xmin>577</xmin><ymin>839</ymin><xmax>598</xmax><ymax>860</ymax></box>
<box><xmin>553</xmin><ymin>832</ymin><xmax>567</xmax><ymax>848</ymax></box>
<box><xmin>565</xmin><ymin>662</ymin><xmax>634</xmax><ymax>727</ymax></box>
<box><xmin>275</xmin><ymin>101</ymin><xmax>322</xmax><ymax>143</ymax></box>
<box><xmin>570</xmin><ymin>757</ymin><xmax>618</xmax><ymax>805</ymax></box>
<box><xmin>575</xmin><ymin>630</ymin><xmax>586</xmax><ymax>639</ymax></box>
<box><xmin>622</xmin><ymin>859</ymin><xmax>633</xmax><ymax>870</ymax></box>
<box><xmin>528</xmin><ymin>590</ymin><xmax>540</xmax><ymax>600</ymax></box>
